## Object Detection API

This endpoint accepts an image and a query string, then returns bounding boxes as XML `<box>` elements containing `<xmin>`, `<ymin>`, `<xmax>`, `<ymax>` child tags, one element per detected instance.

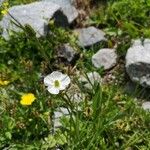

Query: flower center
<box><xmin>54</xmin><ymin>80</ymin><xmax>60</xmax><ymax>88</ymax></box>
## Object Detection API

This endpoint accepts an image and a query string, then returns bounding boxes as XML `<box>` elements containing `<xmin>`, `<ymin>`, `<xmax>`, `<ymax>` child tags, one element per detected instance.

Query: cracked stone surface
<box><xmin>58</xmin><ymin>43</ymin><xmax>77</xmax><ymax>62</ymax></box>
<box><xmin>75</xmin><ymin>26</ymin><xmax>106</xmax><ymax>48</ymax></box>
<box><xmin>79</xmin><ymin>71</ymin><xmax>101</xmax><ymax>89</ymax></box>
<box><xmin>0</xmin><ymin>1</ymin><xmax>68</xmax><ymax>39</ymax></box>
<box><xmin>142</xmin><ymin>101</ymin><xmax>150</xmax><ymax>111</ymax></box>
<box><xmin>54</xmin><ymin>107</ymin><xmax>69</xmax><ymax>128</ymax></box>
<box><xmin>126</xmin><ymin>39</ymin><xmax>150</xmax><ymax>87</ymax></box>
<box><xmin>42</xmin><ymin>0</ymin><xmax>78</xmax><ymax>24</ymax></box>
<box><xmin>92</xmin><ymin>48</ymin><xmax>117</xmax><ymax>70</ymax></box>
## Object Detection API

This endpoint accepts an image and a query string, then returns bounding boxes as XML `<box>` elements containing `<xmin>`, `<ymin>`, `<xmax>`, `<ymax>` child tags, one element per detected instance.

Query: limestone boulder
<box><xmin>43</xmin><ymin>0</ymin><xmax>78</xmax><ymax>25</ymax></box>
<box><xmin>0</xmin><ymin>1</ymin><xmax>68</xmax><ymax>39</ymax></box>
<box><xmin>92</xmin><ymin>48</ymin><xmax>117</xmax><ymax>70</ymax></box>
<box><xmin>126</xmin><ymin>39</ymin><xmax>150</xmax><ymax>87</ymax></box>
<box><xmin>75</xmin><ymin>26</ymin><xmax>106</xmax><ymax>48</ymax></box>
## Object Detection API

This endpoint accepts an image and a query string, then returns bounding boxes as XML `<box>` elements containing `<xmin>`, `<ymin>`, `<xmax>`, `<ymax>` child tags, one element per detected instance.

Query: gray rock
<box><xmin>142</xmin><ymin>101</ymin><xmax>150</xmax><ymax>111</ymax></box>
<box><xmin>58</xmin><ymin>43</ymin><xmax>77</xmax><ymax>62</ymax></box>
<box><xmin>54</xmin><ymin>107</ymin><xmax>69</xmax><ymax>128</ymax></box>
<box><xmin>126</xmin><ymin>39</ymin><xmax>150</xmax><ymax>87</ymax></box>
<box><xmin>54</xmin><ymin>118</ymin><xmax>62</xmax><ymax>128</ymax></box>
<box><xmin>92</xmin><ymin>48</ymin><xmax>117</xmax><ymax>70</ymax></box>
<box><xmin>132</xmin><ymin>39</ymin><xmax>142</xmax><ymax>47</ymax></box>
<box><xmin>75</xmin><ymin>26</ymin><xmax>106</xmax><ymax>48</ymax></box>
<box><xmin>0</xmin><ymin>2</ymin><xmax>68</xmax><ymax>39</ymax></box>
<box><xmin>79</xmin><ymin>71</ymin><xmax>101</xmax><ymax>89</ymax></box>
<box><xmin>54</xmin><ymin>107</ymin><xmax>69</xmax><ymax>118</ymax></box>
<box><xmin>143</xmin><ymin>39</ymin><xmax>150</xmax><ymax>51</ymax></box>
<box><xmin>43</xmin><ymin>0</ymin><xmax>74</xmax><ymax>6</ymax></box>
<box><xmin>66</xmin><ymin>83</ymin><xmax>85</xmax><ymax>103</ymax></box>
<box><xmin>43</xmin><ymin>0</ymin><xmax>78</xmax><ymax>24</ymax></box>
<box><xmin>69</xmin><ymin>93</ymin><xmax>84</xmax><ymax>103</ymax></box>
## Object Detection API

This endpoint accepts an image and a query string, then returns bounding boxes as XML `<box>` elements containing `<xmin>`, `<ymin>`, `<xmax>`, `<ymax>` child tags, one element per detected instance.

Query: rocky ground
<box><xmin>0</xmin><ymin>0</ymin><xmax>150</xmax><ymax>149</ymax></box>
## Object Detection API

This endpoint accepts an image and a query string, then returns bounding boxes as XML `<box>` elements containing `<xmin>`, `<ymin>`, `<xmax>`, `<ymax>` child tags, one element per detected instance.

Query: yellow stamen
<box><xmin>54</xmin><ymin>80</ymin><xmax>60</xmax><ymax>88</ymax></box>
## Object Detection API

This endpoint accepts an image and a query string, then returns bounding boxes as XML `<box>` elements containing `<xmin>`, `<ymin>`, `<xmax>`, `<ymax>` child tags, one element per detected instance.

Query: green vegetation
<box><xmin>0</xmin><ymin>0</ymin><xmax>150</xmax><ymax>149</ymax></box>
<box><xmin>90</xmin><ymin>0</ymin><xmax>150</xmax><ymax>55</ymax></box>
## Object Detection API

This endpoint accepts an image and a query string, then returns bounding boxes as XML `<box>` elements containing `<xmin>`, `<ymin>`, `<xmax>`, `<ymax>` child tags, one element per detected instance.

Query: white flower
<box><xmin>44</xmin><ymin>71</ymin><xmax>71</xmax><ymax>94</ymax></box>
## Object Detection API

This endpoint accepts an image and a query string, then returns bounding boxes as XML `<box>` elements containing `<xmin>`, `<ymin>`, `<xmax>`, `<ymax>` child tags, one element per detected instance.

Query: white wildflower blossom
<box><xmin>44</xmin><ymin>71</ymin><xmax>71</xmax><ymax>94</ymax></box>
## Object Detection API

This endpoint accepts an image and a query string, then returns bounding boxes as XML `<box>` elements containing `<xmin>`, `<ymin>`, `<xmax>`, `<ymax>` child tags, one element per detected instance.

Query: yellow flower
<box><xmin>3</xmin><ymin>2</ymin><xmax>9</xmax><ymax>7</ymax></box>
<box><xmin>1</xmin><ymin>9</ymin><xmax>8</xmax><ymax>15</ymax></box>
<box><xmin>1</xmin><ymin>2</ymin><xmax>9</xmax><ymax>15</ymax></box>
<box><xmin>0</xmin><ymin>80</ymin><xmax>10</xmax><ymax>86</ymax></box>
<box><xmin>20</xmin><ymin>93</ymin><xmax>36</xmax><ymax>106</ymax></box>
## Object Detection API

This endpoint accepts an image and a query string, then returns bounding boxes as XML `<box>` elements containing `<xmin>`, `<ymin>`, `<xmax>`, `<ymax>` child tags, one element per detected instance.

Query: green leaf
<box><xmin>92</xmin><ymin>85</ymin><xmax>102</xmax><ymax>120</ymax></box>
<box><xmin>5</xmin><ymin>132</ymin><xmax>12</xmax><ymax>140</ymax></box>
<box><xmin>45</xmin><ymin>135</ymin><xmax>56</xmax><ymax>148</ymax></box>
<box><xmin>55</xmin><ymin>133</ymin><xmax>67</xmax><ymax>145</ymax></box>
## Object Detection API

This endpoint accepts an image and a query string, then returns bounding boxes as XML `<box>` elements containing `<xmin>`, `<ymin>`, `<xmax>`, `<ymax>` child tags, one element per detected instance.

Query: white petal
<box><xmin>44</xmin><ymin>75</ymin><xmax>54</xmax><ymax>86</ymax></box>
<box><xmin>61</xmin><ymin>75</ymin><xmax>71</xmax><ymax>87</ymax></box>
<box><xmin>47</xmin><ymin>86</ymin><xmax>60</xmax><ymax>94</ymax></box>
<box><xmin>58</xmin><ymin>83</ymin><xmax>66</xmax><ymax>90</ymax></box>
<box><xmin>50</xmin><ymin>71</ymin><xmax>62</xmax><ymax>80</ymax></box>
